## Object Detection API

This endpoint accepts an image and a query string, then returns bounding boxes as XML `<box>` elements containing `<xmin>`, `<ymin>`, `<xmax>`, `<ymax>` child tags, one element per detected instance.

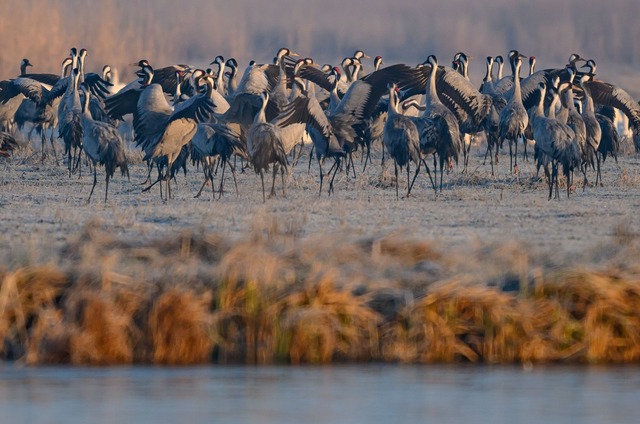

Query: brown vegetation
<box><xmin>2</xmin><ymin>221</ymin><xmax>640</xmax><ymax>365</ymax></box>
<box><xmin>2</xmin><ymin>1</ymin><xmax>640</xmax><ymax>96</ymax></box>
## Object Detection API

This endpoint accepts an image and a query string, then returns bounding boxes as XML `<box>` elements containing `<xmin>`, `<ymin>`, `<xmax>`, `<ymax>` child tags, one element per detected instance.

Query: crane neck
<box><xmin>534</xmin><ymin>87</ymin><xmax>546</xmax><ymax>119</ymax></box>
<box><xmin>61</xmin><ymin>61</ymin><xmax>72</xmax><ymax>78</ymax></box>
<box><xmin>460</xmin><ymin>60</ymin><xmax>469</xmax><ymax>80</ymax></box>
<box><xmin>496</xmin><ymin>61</ymin><xmax>504</xmax><ymax>80</ymax></box>
<box><xmin>426</xmin><ymin>65</ymin><xmax>440</xmax><ymax>108</ymax></box>
<box><xmin>77</xmin><ymin>54</ymin><xmax>86</xmax><ymax>84</ymax></box>
<box><xmin>483</xmin><ymin>60</ymin><xmax>493</xmax><ymax>84</ymax></box>
<box><xmin>351</xmin><ymin>62</ymin><xmax>362</xmax><ymax>82</ymax></box>
<box><xmin>512</xmin><ymin>60</ymin><xmax>523</xmax><ymax>103</ymax></box>
<box><xmin>387</xmin><ymin>87</ymin><xmax>399</xmax><ymax>117</ymax></box>
<box><xmin>81</xmin><ymin>90</ymin><xmax>91</xmax><ymax>118</ymax></box>
<box><xmin>228</xmin><ymin>67</ymin><xmax>238</xmax><ymax>95</ymax></box>
<box><xmin>215</xmin><ymin>64</ymin><xmax>225</xmax><ymax>96</ymax></box>
<box><xmin>581</xmin><ymin>83</ymin><xmax>596</xmax><ymax>115</ymax></box>
<box><xmin>328</xmin><ymin>77</ymin><xmax>340</xmax><ymax>112</ymax></box>
<box><xmin>254</xmin><ymin>94</ymin><xmax>268</xmax><ymax>125</ymax></box>
<box><xmin>174</xmin><ymin>74</ymin><xmax>182</xmax><ymax>105</ymax></box>
<box><xmin>547</xmin><ymin>93</ymin><xmax>559</xmax><ymax>120</ymax></box>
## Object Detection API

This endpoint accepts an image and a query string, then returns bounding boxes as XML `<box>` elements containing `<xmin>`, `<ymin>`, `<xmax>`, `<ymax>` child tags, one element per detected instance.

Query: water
<box><xmin>1</xmin><ymin>364</ymin><xmax>639</xmax><ymax>424</ymax></box>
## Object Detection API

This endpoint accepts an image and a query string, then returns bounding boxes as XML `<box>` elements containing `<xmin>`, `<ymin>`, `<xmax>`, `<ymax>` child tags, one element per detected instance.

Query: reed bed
<box><xmin>1</xmin><ymin>222</ymin><xmax>640</xmax><ymax>365</ymax></box>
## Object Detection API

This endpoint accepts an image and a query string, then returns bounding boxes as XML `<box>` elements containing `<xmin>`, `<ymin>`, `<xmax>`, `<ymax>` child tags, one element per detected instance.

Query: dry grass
<box><xmin>2</xmin><ymin>222</ymin><xmax>640</xmax><ymax>365</ymax></box>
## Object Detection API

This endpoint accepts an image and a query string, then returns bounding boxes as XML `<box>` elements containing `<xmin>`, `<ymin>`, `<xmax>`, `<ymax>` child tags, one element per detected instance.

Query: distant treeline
<box><xmin>1</xmin><ymin>0</ymin><xmax>639</xmax><ymax>84</ymax></box>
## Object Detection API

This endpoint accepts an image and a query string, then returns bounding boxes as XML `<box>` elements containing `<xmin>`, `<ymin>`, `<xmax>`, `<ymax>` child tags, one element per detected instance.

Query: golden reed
<box><xmin>1</xmin><ymin>223</ymin><xmax>640</xmax><ymax>365</ymax></box>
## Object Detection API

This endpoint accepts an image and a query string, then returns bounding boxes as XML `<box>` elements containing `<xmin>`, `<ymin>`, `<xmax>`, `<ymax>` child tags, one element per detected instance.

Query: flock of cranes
<box><xmin>1</xmin><ymin>46</ymin><xmax>639</xmax><ymax>202</ymax></box>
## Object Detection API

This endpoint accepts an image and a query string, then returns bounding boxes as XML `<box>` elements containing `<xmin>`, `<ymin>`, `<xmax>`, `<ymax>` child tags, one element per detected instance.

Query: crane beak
<box><xmin>289</xmin><ymin>51</ymin><xmax>299</xmax><ymax>57</ymax></box>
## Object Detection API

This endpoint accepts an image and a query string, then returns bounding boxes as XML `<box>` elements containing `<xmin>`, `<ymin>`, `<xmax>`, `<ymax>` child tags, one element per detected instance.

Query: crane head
<box><xmin>353</xmin><ymin>50</ymin><xmax>370</xmax><ymax>60</ymax></box>
<box><xmin>568</xmin><ymin>53</ymin><xmax>585</xmax><ymax>65</ymax></box>
<box><xmin>581</xmin><ymin>59</ymin><xmax>597</xmax><ymax>75</ymax></box>
<box><xmin>131</xmin><ymin>59</ymin><xmax>150</xmax><ymax>68</ymax></box>
<box><xmin>210</xmin><ymin>55</ymin><xmax>224</xmax><ymax>66</ymax></box>
<box><xmin>21</xmin><ymin>58</ymin><xmax>32</xmax><ymax>68</ymax></box>
<box><xmin>424</xmin><ymin>55</ymin><xmax>438</xmax><ymax>68</ymax></box>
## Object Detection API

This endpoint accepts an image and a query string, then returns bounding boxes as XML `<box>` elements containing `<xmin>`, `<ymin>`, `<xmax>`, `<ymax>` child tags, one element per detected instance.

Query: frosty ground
<box><xmin>1</xmin><ymin>140</ymin><xmax>640</xmax><ymax>269</ymax></box>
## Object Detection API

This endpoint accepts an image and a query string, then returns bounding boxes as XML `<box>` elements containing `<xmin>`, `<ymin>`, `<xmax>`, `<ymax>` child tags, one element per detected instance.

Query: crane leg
<box><xmin>513</xmin><ymin>138</ymin><xmax>519</xmax><ymax>174</ymax></box>
<box><xmin>49</xmin><ymin>126</ymin><xmax>59</xmax><ymax>165</ymax></box>
<box><xmin>421</xmin><ymin>158</ymin><xmax>436</xmax><ymax>193</ymax></box>
<box><xmin>269</xmin><ymin>165</ymin><xmax>278</xmax><ymax>198</ymax></box>
<box><xmin>307</xmin><ymin>145</ymin><xmax>315</xmax><ymax>174</ymax></box>
<box><xmin>40</xmin><ymin>128</ymin><xmax>47</xmax><ymax>163</ymax></box>
<box><xmin>329</xmin><ymin>158</ymin><xmax>340</xmax><ymax>195</ymax></box>
<box><xmin>194</xmin><ymin>176</ymin><xmax>208</xmax><ymax>199</ymax></box>
<box><xmin>281</xmin><ymin>165</ymin><xmax>286</xmax><ymax>197</ymax></box>
<box><xmin>105</xmin><ymin>173</ymin><xmax>110</xmax><ymax>203</ymax></box>
<box><xmin>88</xmin><ymin>162</ymin><xmax>98</xmax><ymax>204</ymax></box>
<box><xmin>408</xmin><ymin>160</ymin><xmax>421</xmax><ymax>197</ymax></box>
<box><xmin>228</xmin><ymin>159</ymin><xmax>240</xmax><ymax>197</ymax></box>
<box><xmin>165</xmin><ymin>160</ymin><xmax>172</xmax><ymax>200</ymax></box>
<box><xmin>318</xmin><ymin>159</ymin><xmax>324</xmax><ymax>197</ymax></box>
<box><xmin>545</xmin><ymin>164</ymin><xmax>552</xmax><ymax>200</ymax></box>
<box><xmin>508</xmin><ymin>139</ymin><xmax>513</xmax><ymax>174</ymax></box>
<box><xmin>394</xmin><ymin>161</ymin><xmax>399</xmax><ymax>200</ymax></box>
<box><xmin>362</xmin><ymin>141</ymin><xmax>371</xmax><ymax>173</ymax></box>
<box><xmin>440</xmin><ymin>158</ymin><xmax>445</xmax><ymax>193</ymax></box>
<box><xmin>260</xmin><ymin>169</ymin><xmax>266</xmax><ymax>203</ymax></box>
<box><xmin>218</xmin><ymin>160</ymin><xmax>227</xmax><ymax>199</ymax></box>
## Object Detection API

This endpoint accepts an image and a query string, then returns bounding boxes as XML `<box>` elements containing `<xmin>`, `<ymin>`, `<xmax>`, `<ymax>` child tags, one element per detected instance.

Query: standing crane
<box><xmin>136</xmin><ymin>75</ymin><xmax>216</xmax><ymax>199</ymax></box>
<box><xmin>80</xmin><ymin>90</ymin><xmax>129</xmax><ymax>202</ymax></box>
<box><xmin>498</xmin><ymin>50</ymin><xmax>529</xmax><ymax>174</ymax></box>
<box><xmin>532</xmin><ymin>83</ymin><xmax>580</xmax><ymax>199</ymax></box>
<box><xmin>383</xmin><ymin>83</ymin><xmax>424</xmax><ymax>199</ymax></box>
<box><xmin>246</xmin><ymin>92</ymin><xmax>289</xmax><ymax>202</ymax></box>
<box><xmin>578</xmin><ymin>75</ymin><xmax>602</xmax><ymax>186</ymax></box>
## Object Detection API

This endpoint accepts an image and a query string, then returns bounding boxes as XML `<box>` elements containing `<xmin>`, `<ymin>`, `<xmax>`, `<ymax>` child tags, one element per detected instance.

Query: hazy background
<box><xmin>1</xmin><ymin>0</ymin><xmax>639</xmax><ymax>91</ymax></box>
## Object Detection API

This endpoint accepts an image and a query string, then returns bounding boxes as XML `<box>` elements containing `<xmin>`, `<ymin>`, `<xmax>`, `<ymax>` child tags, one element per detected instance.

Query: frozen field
<box><xmin>2</xmin><ymin>139</ymin><xmax>640</xmax><ymax>267</ymax></box>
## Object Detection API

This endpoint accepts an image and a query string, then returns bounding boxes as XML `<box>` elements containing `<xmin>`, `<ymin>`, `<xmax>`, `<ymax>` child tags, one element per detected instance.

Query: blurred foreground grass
<box><xmin>2</xmin><ymin>219</ymin><xmax>640</xmax><ymax>365</ymax></box>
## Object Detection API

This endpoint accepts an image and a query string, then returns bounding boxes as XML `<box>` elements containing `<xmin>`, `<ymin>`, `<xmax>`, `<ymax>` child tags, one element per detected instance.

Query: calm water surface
<box><xmin>1</xmin><ymin>364</ymin><xmax>639</xmax><ymax>423</ymax></box>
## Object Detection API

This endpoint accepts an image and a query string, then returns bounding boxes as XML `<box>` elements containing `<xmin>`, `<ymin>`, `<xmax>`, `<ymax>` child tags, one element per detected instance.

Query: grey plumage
<box><xmin>420</xmin><ymin>55</ymin><xmax>462</xmax><ymax>192</ymax></box>
<box><xmin>136</xmin><ymin>74</ymin><xmax>216</xmax><ymax>199</ymax></box>
<box><xmin>383</xmin><ymin>84</ymin><xmax>426</xmax><ymax>199</ymax></box>
<box><xmin>579</xmin><ymin>76</ymin><xmax>602</xmax><ymax>186</ymax></box>
<box><xmin>191</xmin><ymin>121</ymin><xmax>246</xmax><ymax>199</ymax></box>
<box><xmin>81</xmin><ymin>90</ymin><xmax>129</xmax><ymax>202</ymax></box>
<box><xmin>532</xmin><ymin>83</ymin><xmax>580</xmax><ymax>199</ymax></box>
<box><xmin>246</xmin><ymin>92</ymin><xmax>289</xmax><ymax>202</ymax></box>
<box><xmin>498</xmin><ymin>51</ymin><xmax>529</xmax><ymax>173</ymax></box>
